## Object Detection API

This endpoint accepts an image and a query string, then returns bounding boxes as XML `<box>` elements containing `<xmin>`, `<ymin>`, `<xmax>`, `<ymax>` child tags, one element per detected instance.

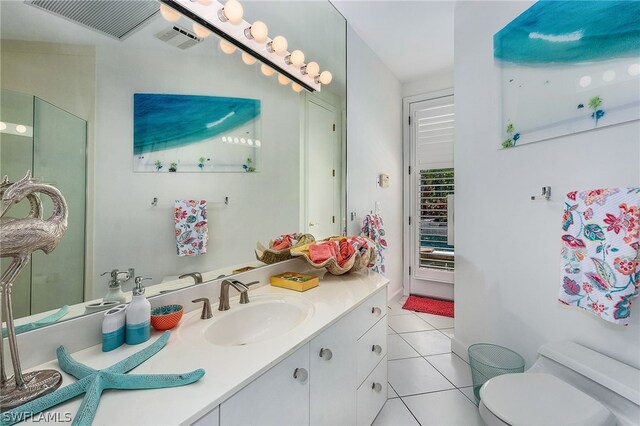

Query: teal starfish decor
<box><xmin>1</xmin><ymin>332</ymin><xmax>204</xmax><ymax>426</ymax></box>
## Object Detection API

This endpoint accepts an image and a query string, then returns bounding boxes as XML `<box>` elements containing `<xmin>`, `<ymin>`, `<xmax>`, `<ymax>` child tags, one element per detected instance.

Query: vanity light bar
<box><xmin>158</xmin><ymin>0</ymin><xmax>321</xmax><ymax>92</ymax></box>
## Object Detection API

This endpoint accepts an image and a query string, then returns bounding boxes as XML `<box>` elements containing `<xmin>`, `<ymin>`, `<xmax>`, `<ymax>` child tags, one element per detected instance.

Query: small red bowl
<box><xmin>151</xmin><ymin>304</ymin><xmax>183</xmax><ymax>330</ymax></box>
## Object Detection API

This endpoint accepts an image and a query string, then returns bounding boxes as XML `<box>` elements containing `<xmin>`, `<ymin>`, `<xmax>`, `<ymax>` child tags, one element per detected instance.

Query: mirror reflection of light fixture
<box><xmin>291</xmin><ymin>83</ymin><xmax>303</xmax><ymax>93</ymax></box>
<box><xmin>278</xmin><ymin>74</ymin><xmax>291</xmax><ymax>85</ymax></box>
<box><xmin>241</xmin><ymin>52</ymin><xmax>256</xmax><ymax>65</ymax></box>
<box><xmin>160</xmin><ymin>3</ymin><xmax>181</xmax><ymax>22</ymax></box>
<box><xmin>192</xmin><ymin>22</ymin><xmax>211</xmax><ymax>38</ymax></box>
<box><xmin>159</xmin><ymin>0</ymin><xmax>329</xmax><ymax>92</ymax></box>
<box><xmin>219</xmin><ymin>39</ymin><xmax>236</xmax><ymax>54</ymax></box>
<box><xmin>260</xmin><ymin>64</ymin><xmax>275</xmax><ymax>76</ymax></box>
<box><xmin>317</xmin><ymin>71</ymin><xmax>333</xmax><ymax>85</ymax></box>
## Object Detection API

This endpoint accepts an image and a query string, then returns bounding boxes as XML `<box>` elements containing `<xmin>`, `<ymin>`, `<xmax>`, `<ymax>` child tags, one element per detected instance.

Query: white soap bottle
<box><xmin>126</xmin><ymin>276</ymin><xmax>151</xmax><ymax>345</ymax></box>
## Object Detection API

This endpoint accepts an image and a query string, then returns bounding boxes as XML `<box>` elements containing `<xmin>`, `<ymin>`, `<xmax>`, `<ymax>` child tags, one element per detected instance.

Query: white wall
<box><xmin>92</xmin><ymin>45</ymin><xmax>302</xmax><ymax>298</ymax></box>
<box><xmin>454</xmin><ymin>1</ymin><xmax>640</xmax><ymax>368</ymax></box>
<box><xmin>346</xmin><ymin>27</ymin><xmax>404</xmax><ymax>300</ymax></box>
<box><xmin>402</xmin><ymin>68</ymin><xmax>454</xmax><ymax>98</ymax></box>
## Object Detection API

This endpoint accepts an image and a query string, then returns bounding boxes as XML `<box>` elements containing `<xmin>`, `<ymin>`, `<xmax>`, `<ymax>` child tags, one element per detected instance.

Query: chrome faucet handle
<box><xmin>192</xmin><ymin>298</ymin><xmax>213</xmax><ymax>319</ymax></box>
<box><xmin>239</xmin><ymin>281</ymin><xmax>260</xmax><ymax>304</ymax></box>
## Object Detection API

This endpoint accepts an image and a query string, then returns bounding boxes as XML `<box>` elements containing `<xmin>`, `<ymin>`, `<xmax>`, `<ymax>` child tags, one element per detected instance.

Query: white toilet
<box><xmin>478</xmin><ymin>341</ymin><xmax>640</xmax><ymax>426</ymax></box>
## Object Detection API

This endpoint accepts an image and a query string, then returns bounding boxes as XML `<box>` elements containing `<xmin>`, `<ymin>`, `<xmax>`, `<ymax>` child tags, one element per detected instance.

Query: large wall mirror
<box><xmin>0</xmin><ymin>0</ymin><xmax>346</xmax><ymax>327</ymax></box>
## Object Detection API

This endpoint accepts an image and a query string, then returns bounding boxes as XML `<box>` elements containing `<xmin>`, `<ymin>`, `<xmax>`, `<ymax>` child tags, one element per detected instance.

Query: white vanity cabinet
<box><xmin>309</xmin><ymin>313</ymin><xmax>357</xmax><ymax>425</ymax></box>
<box><xmin>196</xmin><ymin>287</ymin><xmax>388</xmax><ymax>426</ymax></box>
<box><xmin>219</xmin><ymin>343</ymin><xmax>311</xmax><ymax>425</ymax></box>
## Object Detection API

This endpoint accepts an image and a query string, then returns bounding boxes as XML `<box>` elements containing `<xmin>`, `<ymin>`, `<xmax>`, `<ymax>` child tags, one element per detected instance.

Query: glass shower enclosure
<box><xmin>0</xmin><ymin>89</ymin><xmax>86</xmax><ymax>318</ymax></box>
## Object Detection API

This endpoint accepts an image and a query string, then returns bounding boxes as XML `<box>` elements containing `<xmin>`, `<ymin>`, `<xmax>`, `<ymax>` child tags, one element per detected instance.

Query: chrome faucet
<box><xmin>218</xmin><ymin>279</ymin><xmax>260</xmax><ymax>311</ymax></box>
<box><xmin>179</xmin><ymin>272</ymin><xmax>203</xmax><ymax>284</ymax></box>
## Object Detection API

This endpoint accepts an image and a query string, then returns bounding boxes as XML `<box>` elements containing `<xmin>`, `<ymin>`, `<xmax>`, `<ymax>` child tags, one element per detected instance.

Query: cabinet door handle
<box><xmin>371</xmin><ymin>382</ymin><xmax>382</xmax><ymax>392</ymax></box>
<box><xmin>319</xmin><ymin>348</ymin><xmax>333</xmax><ymax>361</ymax></box>
<box><xmin>371</xmin><ymin>344</ymin><xmax>382</xmax><ymax>355</ymax></box>
<box><xmin>371</xmin><ymin>307</ymin><xmax>382</xmax><ymax>316</ymax></box>
<box><xmin>293</xmin><ymin>368</ymin><xmax>308</xmax><ymax>384</ymax></box>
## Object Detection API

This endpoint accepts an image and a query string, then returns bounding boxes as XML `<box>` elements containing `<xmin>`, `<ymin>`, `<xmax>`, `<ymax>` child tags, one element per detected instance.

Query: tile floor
<box><xmin>374</xmin><ymin>297</ymin><xmax>483</xmax><ymax>426</ymax></box>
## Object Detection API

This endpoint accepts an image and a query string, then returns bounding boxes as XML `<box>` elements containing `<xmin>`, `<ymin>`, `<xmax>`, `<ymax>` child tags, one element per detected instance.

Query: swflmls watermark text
<box><xmin>1</xmin><ymin>412</ymin><xmax>72</xmax><ymax>423</ymax></box>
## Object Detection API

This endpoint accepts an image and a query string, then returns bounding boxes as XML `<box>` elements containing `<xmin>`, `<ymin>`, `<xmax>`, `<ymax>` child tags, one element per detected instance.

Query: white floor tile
<box><xmin>388</xmin><ymin>326</ymin><xmax>396</xmax><ymax>335</ymax></box>
<box><xmin>425</xmin><ymin>353</ymin><xmax>473</xmax><ymax>388</ymax></box>
<box><xmin>388</xmin><ymin>357</ymin><xmax>454</xmax><ymax>396</ymax></box>
<box><xmin>389</xmin><ymin>314</ymin><xmax>434</xmax><ymax>333</ymax></box>
<box><xmin>459</xmin><ymin>386</ymin><xmax>479</xmax><ymax>406</ymax></box>
<box><xmin>388</xmin><ymin>383</ymin><xmax>399</xmax><ymax>399</ymax></box>
<box><xmin>440</xmin><ymin>328</ymin><xmax>455</xmax><ymax>338</ymax></box>
<box><xmin>416</xmin><ymin>312</ymin><xmax>455</xmax><ymax>329</ymax></box>
<box><xmin>403</xmin><ymin>389</ymin><xmax>483</xmax><ymax>426</ymax></box>
<box><xmin>388</xmin><ymin>302</ymin><xmax>414</xmax><ymax>316</ymax></box>
<box><xmin>372</xmin><ymin>398</ymin><xmax>419</xmax><ymax>426</ymax></box>
<box><xmin>401</xmin><ymin>330</ymin><xmax>451</xmax><ymax>356</ymax></box>
<box><xmin>388</xmin><ymin>334</ymin><xmax>420</xmax><ymax>360</ymax></box>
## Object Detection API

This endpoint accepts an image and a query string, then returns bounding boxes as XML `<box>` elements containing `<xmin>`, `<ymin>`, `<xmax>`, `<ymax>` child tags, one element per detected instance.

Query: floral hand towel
<box><xmin>362</xmin><ymin>214</ymin><xmax>387</xmax><ymax>274</ymax></box>
<box><xmin>175</xmin><ymin>200</ymin><xmax>208</xmax><ymax>256</ymax></box>
<box><xmin>559</xmin><ymin>188</ymin><xmax>640</xmax><ymax>325</ymax></box>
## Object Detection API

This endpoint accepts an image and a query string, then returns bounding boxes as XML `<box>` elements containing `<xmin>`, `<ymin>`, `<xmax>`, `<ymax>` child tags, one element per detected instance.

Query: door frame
<box><xmin>300</xmin><ymin>93</ymin><xmax>341</xmax><ymax>237</ymax></box>
<box><xmin>402</xmin><ymin>88</ymin><xmax>454</xmax><ymax>298</ymax></box>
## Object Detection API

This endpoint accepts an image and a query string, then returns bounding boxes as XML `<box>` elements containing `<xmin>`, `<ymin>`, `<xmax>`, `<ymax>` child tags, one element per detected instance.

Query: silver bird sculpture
<box><xmin>0</xmin><ymin>175</ymin><xmax>43</xmax><ymax>223</ymax></box>
<box><xmin>0</xmin><ymin>171</ymin><xmax>67</xmax><ymax>409</ymax></box>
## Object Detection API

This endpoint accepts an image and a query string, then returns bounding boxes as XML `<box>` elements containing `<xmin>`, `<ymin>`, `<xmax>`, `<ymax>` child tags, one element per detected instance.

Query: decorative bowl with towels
<box><xmin>291</xmin><ymin>236</ymin><xmax>377</xmax><ymax>275</ymax></box>
<box><xmin>255</xmin><ymin>233</ymin><xmax>315</xmax><ymax>264</ymax></box>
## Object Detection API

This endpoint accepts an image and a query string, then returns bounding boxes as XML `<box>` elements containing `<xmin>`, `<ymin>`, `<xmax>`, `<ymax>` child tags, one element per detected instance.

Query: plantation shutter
<box><xmin>415</xmin><ymin>96</ymin><xmax>454</xmax><ymax>271</ymax></box>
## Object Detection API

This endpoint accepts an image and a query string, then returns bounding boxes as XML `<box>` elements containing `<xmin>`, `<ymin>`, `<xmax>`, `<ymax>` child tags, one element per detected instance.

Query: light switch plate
<box><xmin>378</xmin><ymin>174</ymin><xmax>390</xmax><ymax>188</ymax></box>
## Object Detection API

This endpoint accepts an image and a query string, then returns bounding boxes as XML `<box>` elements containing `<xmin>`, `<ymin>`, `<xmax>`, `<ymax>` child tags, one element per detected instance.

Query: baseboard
<box><xmin>451</xmin><ymin>336</ymin><xmax>470</xmax><ymax>363</ymax></box>
<box><xmin>388</xmin><ymin>285</ymin><xmax>404</xmax><ymax>303</ymax></box>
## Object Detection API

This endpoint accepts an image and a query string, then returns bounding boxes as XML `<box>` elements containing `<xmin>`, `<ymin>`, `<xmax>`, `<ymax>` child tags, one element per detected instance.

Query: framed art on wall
<box><xmin>494</xmin><ymin>1</ymin><xmax>640</xmax><ymax>149</ymax></box>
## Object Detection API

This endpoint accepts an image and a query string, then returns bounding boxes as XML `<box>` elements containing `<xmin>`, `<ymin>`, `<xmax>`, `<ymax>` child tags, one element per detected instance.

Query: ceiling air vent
<box><xmin>154</xmin><ymin>25</ymin><xmax>203</xmax><ymax>50</ymax></box>
<box><xmin>25</xmin><ymin>0</ymin><xmax>159</xmax><ymax>40</ymax></box>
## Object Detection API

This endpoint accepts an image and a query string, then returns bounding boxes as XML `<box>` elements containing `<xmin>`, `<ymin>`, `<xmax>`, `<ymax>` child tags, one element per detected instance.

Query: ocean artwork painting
<box><xmin>494</xmin><ymin>1</ymin><xmax>640</xmax><ymax>149</ymax></box>
<box><xmin>134</xmin><ymin>93</ymin><xmax>261</xmax><ymax>172</ymax></box>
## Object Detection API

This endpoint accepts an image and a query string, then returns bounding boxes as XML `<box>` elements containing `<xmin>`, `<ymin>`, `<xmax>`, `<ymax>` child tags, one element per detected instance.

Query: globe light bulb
<box><xmin>219</xmin><ymin>0</ymin><xmax>243</xmax><ymax>25</ymax></box>
<box><xmin>287</xmin><ymin>50</ymin><xmax>305</xmax><ymax>67</ymax></box>
<box><xmin>219</xmin><ymin>39</ymin><xmax>237</xmax><ymax>54</ymax></box>
<box><xmin>16</xmin><ymin>125</ymin><xmax>27</xmax><ymax>133</ymax></box>
<box><xmin>241</xmin><ymin>52</ymin><xmax>256</xmax><ymax>65</ymax></box>
<box><xmin>318</xmin><ymin>71</ymin><xmax>333</xmax><ymax>85</ymax></box>
<box><xmin>160</xmin><ymin>4</ymin><xmax>181</xmax><ymax>22</ymax></box>
<box><xmin>197</xmin><ymin>0</ymin><xmax>213</xmax><ymax>4</ymax></box>
<box><xmin>261</xmin><ymin>64</ymin><xmax>275</xmax><ymax>76</ymax></box>
<box><xmin>278</xmin><ymin>74</ymin><xmax>291</xmax><ymax>85</ymax></box>
<box><xmin>291</xmin><ymin>83</ymin><xmax>303</xmax><ymax>93</ymax></box>
<box><xmin>246</xmin><ymin>21</ymin><xmax>268</xmax><ymax>43</ymax></box>
<box><xmin>269</xmin><ymin>36</ymin><xmax>288</xmax><ymax>56</ymax></box>
<box><xmin>0</xmin><ymin>122</ymin><xmax>6</xmax><ymax>131</ymax></box>
<box><xmin>304</xmin><ymin>61</ymin><xmax>319</xmax><ymax>77</ymax></box>
<box><xmin>192</xmin><ymin>23</ymin><xmax>211</xmax><ymax>39</ymax></box>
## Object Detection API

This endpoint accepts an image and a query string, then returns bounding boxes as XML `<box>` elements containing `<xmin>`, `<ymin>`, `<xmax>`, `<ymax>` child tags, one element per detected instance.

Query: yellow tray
<box><xmin>270</xmin><ymin>272</ymin><xmax>319</xmax><ymax>292</ymax></box>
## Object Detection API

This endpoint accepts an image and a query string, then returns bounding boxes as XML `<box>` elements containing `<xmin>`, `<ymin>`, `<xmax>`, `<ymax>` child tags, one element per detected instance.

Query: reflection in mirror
<box><xmin>0</xmin><ymin>0</ymin><xmax>346</xmax><ymax>329</ymax></box>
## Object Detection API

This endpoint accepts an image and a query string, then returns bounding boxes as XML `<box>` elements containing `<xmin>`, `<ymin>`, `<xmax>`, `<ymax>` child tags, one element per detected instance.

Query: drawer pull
<box><xmin>371</xmin><ymin>382</ymin><xmax>382</xmax><ymax>392</ymax></box>
<box><xmin>319</xmin><ymin>348</ymin><xmax>333</xmax><ymax>361</ymax></box>
<box><xmin>293</xmin><ymin>368</ymin><xmax>308</xmax><ymax>384</ymax></box>
<box><xmin>371</xmin><ymin>307</ymin><xmax>382</xmax><ymax>316</ymax></box>
<box><xmin>371</xmin><ymin>344</ymin><xmax>382</xmax><ymax>355</ymax></box>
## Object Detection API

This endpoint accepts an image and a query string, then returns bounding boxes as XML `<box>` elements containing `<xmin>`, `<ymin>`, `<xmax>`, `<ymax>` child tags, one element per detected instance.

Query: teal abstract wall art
<box><xmin>494</xmin><ymin>1</ymin><xmax>640</xmax><ymax>149</ymax></box>
<box><xmin>134</xmin><ymin>94</ymin><xmax>261</xmax><ymax>171</ymax></box>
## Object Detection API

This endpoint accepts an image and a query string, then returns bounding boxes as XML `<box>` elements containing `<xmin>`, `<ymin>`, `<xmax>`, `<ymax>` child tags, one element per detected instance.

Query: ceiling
<box><xmin>331</xmin><ymin>0</ymin><xmax>455</xmax><ymax>83</ymax></box>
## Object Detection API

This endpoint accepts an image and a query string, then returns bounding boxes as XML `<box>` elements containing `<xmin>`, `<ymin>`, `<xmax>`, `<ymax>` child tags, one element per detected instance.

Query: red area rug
<box><xmin>402</xmin><ymin>296</ymin><xmax>454</xmax><ymax>318</ymax></box>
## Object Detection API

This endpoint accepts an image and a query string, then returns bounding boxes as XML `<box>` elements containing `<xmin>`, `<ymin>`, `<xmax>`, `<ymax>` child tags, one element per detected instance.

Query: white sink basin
<box><xmin>203</xmin><ymin>296</ymin><xmax>314</xmax><ymax>346</ymax></box>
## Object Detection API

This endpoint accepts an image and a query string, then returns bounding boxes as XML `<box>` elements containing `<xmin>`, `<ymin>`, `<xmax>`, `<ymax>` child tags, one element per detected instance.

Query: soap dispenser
<box><xmin>126</xmin><ymin>276</ymin><xmax>152</xmax><ymax>345</ymax></box>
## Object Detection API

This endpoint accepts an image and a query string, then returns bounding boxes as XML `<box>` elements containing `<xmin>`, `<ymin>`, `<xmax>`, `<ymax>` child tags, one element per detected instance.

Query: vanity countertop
<box><xmin>19</xmin><ymin>270</ymin><xmax>388</xmax><ymax>425</ymax></box>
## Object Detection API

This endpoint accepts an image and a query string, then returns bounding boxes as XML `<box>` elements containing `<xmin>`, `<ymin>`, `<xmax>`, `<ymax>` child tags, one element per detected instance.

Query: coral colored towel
<box><xmin>559</xmin><ymin>188</ymin><xmax>640</xmax><ymax>325</ymax></box>
<box><xmin>175</xmin><ymin>200</ymin><xmax>208</xmax><ymax>256</ymax></box>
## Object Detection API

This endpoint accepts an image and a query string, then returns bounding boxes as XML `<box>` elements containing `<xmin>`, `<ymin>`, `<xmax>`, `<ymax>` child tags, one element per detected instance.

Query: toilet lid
<box><xmin>480</xmin><ymin>373</ymin><xmax>615</xmax><ymax>426</ymax></box>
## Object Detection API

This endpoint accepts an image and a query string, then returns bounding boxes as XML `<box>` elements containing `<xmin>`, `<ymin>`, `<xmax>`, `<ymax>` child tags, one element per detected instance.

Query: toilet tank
<box><xmin>528</xmin><ymin>341</ymin><xmax>640</xmax><ymax>426</ymax></box>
